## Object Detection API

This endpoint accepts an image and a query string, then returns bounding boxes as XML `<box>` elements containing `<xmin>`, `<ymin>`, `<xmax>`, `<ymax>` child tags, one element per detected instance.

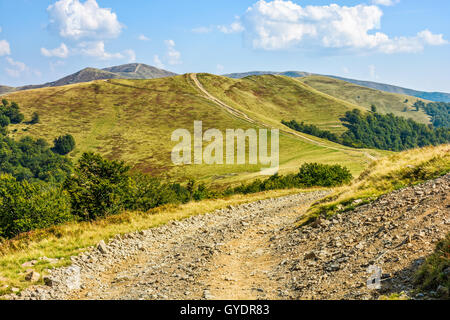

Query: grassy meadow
<box><xmin>4</xmin><ymin>74</ymin><xmax>383</xmax><ymax>186</ymax></box>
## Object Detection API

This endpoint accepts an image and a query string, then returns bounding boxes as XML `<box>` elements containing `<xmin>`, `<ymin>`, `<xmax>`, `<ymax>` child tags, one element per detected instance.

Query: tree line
<box><xmin>283</xmin><ymin>108</ymin><xmax>450</xmax><ymax>152</ymax></box>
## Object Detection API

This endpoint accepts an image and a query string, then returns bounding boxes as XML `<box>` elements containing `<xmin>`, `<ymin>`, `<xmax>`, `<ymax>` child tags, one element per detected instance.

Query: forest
<box><xmin>284</xmin><ymin>108</ymin><xmax>450</xmax><ymax>151</ymax></box>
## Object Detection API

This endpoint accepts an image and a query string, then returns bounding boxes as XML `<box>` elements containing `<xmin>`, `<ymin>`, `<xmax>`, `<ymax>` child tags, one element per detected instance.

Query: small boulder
<box><xmin>97</xmin><ymin>240</ymin><xmax>108</xmax><ymax>254</ymax></box>
<box><xmin>25</xmin><ymin>271</ymin><xmax>40</xmax><ymax>282</ymax></box>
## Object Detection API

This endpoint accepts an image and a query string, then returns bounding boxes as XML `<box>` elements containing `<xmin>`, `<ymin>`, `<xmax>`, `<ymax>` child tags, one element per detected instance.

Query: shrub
<box><xmin>0</xmin><ymin>174</ymin><xmax>72</xmax><ymax>238</ymax></box>
<box><xmin>53</xmin><ymin>134</ymin><xmax>76</xmax><ymax>155</ymax></box>
<box><xmin>0</xmin><ymin>114</ymin><xmax>10</xmax><ymax>127</ymax></box>
<box><xmin>4</xmin><ymin>102</ymin><xmax>24</xmax><ymax>124</ymax></box>
<box><xmin>414</xmin><ymin>233</ymin><xmax>450</xmax><ymax>298</ymax></box>
<box><xmin>297</xmin><ymin>163</ymin><xmax>353</xmax><ymax>187</ymax></box>
<box><xmin>30</xmin><ymin>112</ymin><xmax>40</xmax><ymax>124</ymax></box>
<box><xmin>126</xmin><ymin>174</ymin><xmax>180</xmax><ymax>211</ymax></box>
<box><xmin>64</xmin><ymin>153</ymin><xmax>132</xmax><ymax>221</ymax></box>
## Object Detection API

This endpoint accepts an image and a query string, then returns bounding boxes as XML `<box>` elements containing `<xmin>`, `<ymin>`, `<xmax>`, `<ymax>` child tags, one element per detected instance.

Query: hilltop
<box><xmin>224</xmin><ymin>71</ymin><xmax>450</xmax><ymax>103</ymax></box>
<box><xmin>0</xmin><ymin>63</ymin><xmax>177</xmax><ymax>94</ymax></box>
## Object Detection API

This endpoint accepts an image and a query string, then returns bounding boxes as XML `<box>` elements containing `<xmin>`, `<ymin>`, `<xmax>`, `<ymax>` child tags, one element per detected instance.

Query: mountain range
<box><xmin>1</xmin><ymin>63</ymin><xmax>450</xmax><ymax>103</ymax></box>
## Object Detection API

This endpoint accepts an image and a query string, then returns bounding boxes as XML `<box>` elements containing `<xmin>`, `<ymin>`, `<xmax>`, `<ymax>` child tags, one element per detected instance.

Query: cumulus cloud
<box><xmin>165</xmin><ymin>40</ymin><xmax>182</xmax><ymax>65</ymax></box>
<box><xmin>372</xmin><ymin>0</ymin><xmax>399</xmax><ymax>6</ymax></box>
<box><xmin>241</xmin><ymin>1</ymin><xmax>447</xmax><ymax>54</ymax></box>
<box><xmin>5</xmin><ymin>57</ymin><xmax>27</xmax><ymax>77</ymax></box>
<box><xmin>153</xmin><ymin>55</ymin><xmax>165</xmax><ymax>69</ymax></box>
<box><xmin>417</xmin><ymin>29</ymin><xmax>448</xmax><ymax>46</ymax></box>
<box><xmin>0</xmin><ymin>39</ymin><xmax>10</xmax><ymax>56</ymax></box>
<box><xmin>41</xmin><ymin>43</ymin><xmax>70</xmax><ymax>58</ymax></box>
<box><xmin>124</xmin><ymin>49</ymin><xmax>136</xmax><ymax>62</ymax></box>
<box><xmin>138</xmin><ymin>34</ymin><xmax>150</xmax><ymax>41</ymax></box>
<box><xmin>47</xmin><ymin>0</ymin><xmax>123</xmax><ymax>41</ymax></box>
<box><xmin>77</xmin><ymin>41</ymin><xmax>123</xmax><ymax>60</ymax></box>
<box><xmin>218</xmin><ymin>21</ymin><xmax>244</xmax><ymax>34</ymax></box>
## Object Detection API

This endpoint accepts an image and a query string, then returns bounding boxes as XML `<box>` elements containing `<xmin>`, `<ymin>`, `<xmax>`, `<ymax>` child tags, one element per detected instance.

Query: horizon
<box><xmin>0</xmin><ymin>0</ymin><xmax>449</xmax><ymax>92</ymax></box>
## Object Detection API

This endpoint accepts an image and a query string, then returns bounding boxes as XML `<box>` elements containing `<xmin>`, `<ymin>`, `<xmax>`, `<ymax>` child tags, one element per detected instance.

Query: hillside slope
<box><xmin>4</xmin><ymin>74</ymin><xmax>383</xmax><ymax>184</ymax></box>
<box><xmin>298</xmin><ymin>76</ymin><xmax>431</xmax><ymax>124</ymax></box>
<box><xmin>224</xmin><ymin>71</ymin><xmax>450</xmax><ymax>103</ymax></box>
<box><xmin>197</xmin><ymin>73</ymin><xmax>366</xmax><ymax>134</ymax></box>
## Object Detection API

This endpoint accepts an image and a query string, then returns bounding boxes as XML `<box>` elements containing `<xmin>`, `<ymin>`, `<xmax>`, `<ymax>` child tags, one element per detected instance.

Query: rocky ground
<box><xmin>4</xmin><ymin>174</ymin><xmax>449</xmax><ymax>300</ymax></box>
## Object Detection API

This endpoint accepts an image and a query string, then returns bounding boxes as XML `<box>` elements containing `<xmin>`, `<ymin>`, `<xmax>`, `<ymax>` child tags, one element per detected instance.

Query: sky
<box><xmin>0</xmin><ymin>0</ymin><xmax>449</xmax><ymax>92</ymax></box>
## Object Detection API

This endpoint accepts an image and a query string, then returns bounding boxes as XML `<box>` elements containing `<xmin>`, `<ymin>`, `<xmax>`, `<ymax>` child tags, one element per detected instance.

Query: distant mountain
<box><xmin>328</xmin><ymin>76</ymin><xmax>450</xmax><ymax>103</ymax></box>
<box><xmin>0</xmin><ymin>63</ymin><xmax>177</xmax><ymax>94</ymax></box>
<box><xmin>223</xmin><ymin>71</ymin><xmax>450</xmax><ymax>103</ymax></box>
<box><xmin>225</xmin><ymin>71</ymin><xmax>313</xmax><ymax>79</ymax></box>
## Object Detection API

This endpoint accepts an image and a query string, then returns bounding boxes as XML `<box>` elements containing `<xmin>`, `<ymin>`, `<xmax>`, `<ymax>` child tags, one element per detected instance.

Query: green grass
<box><xmin>4</xmin><ymin>74</ymin><xmax>382</xmax><ymax>186</ymax></box>
<box><xmin>298</xmin><ymin>76</ymin><xmax>431</xmax><ymax>124</ymax></box>
<box><xmin>196</xmin><ymin>73</ymin><xmax>365</xmax><ymax>134</ymax></box>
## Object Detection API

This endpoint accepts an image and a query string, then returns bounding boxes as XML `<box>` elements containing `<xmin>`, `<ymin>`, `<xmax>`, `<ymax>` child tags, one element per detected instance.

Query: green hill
<box><xmin>3</xmin><ymin>74</ymin><xmax>385</xmax><ymax>185</ymax></box>
<box><xmin>298</xmin><ymin>76</ymin><xmax>431</xmax><ymax>124</ymax></box>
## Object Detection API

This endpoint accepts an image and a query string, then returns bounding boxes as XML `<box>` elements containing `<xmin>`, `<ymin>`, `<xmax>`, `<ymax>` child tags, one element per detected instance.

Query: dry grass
<box><xmin>0</xmin><ymin>187</ymin><xmax>319</xmax><ymax>294</ymax></box>
<box><xmin>299</xmin><ymin>144</ymin><xmax>450</xmax><ymax>225</ymax></box>
<box><xmin>4</xmin><ymin>74</ymin><xmax>381</xmax><ymax>185</ymax></box>
<box><xmin>298</xmin><ymin>75</ymin><xmax>431</xmax><ymax>124</ymax></box>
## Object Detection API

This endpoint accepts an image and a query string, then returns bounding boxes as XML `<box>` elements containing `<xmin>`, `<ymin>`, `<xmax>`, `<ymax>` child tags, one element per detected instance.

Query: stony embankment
<box><xmin>5</xmin><ymin>173</ymin><xmax>449</xmax><ymax>300</ymax></box>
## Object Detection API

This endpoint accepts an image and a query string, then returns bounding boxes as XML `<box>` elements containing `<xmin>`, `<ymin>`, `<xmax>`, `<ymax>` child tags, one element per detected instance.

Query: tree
<box><xmin>5</xmin><ymin>102</ymin><xmax>25</xmax><ymax>124</ymax></box>
<box><xmin>53</xmin><ymin>134</ymin><xmax>76</xmax><ymax>155</ymax></box>
<box><xmin>0</xmin><ymin>114</ymin><xmax>10</xmax><ymax>127</ymax></box>
<box><xmin>63</xmin><ymin>153</ymin><xmax>132</xmax><ymax>220</ymax></box>
<box><xmin>371</xmin><ymin>105</ymin><xmax>377</xmax><ymax>113</ymax></box>
<box><xmin>30</xmin><ymin>112</ymin><xmax>40</xmax><ymax>124</ymax></box>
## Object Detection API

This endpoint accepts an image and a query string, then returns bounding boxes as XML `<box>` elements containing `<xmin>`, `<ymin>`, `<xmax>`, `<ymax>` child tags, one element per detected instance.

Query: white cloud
<box><xmin>241</xmin><ymin>1</ymin><xmax>447</xmax><ymax>54</ymax></box>
<box><xmin>124</xmin><ymin>49</ymin><xmax>136</xmax><ymax>62</ymax></box>
<box><xmin>192</xmin><ymin>26</ymin><xmax>213</xmax><ymax>34</ymax></box>
<box><xmin>218</xmin><ymin>21</ymin><xmax>244</xmax><ymax>34</ymax></box>
<box><xmin>41</xmin><ymin>43</ymin><xmax>70</xmax><ymax>58</ymax></box>
<box><xmin>5</xmin><ymin>57</ymin><xmax>27</xmax><ymax>78</ymax></box>
<box><xmin>47</xmin><ymin>0</ymin><xmax>123</xmax><ymax>40</ymax></box>
<box><xmin>0</xmin><ymin>39</ymin><xmax>10</xmax><ymax>56</ymax></box>
<box><xmin>153</xmin><ymin>55</ymin><xmax>165</xmax><ymax>69</ymax></box>
<box><xmin>372</xmin><ymin>0</ymin><xmax>399</xmax><ymax>6</ymax></box>
<box><xmin>138</xmin><ymin>34</ymin><xmax>150</xmax><ymax>41</ymax></box>
<box><xmin>165</xmin><ymin>40</ymin><xmax>182</xmax><ymax>65</ymax></box>
<box><xmin>217</xmin><ymin>64</ymin><xmax>225</xmax><ymax>72</ymax></box>
<box><xmin>77</xmin><ymin>41</ymin><xmax>123</xmax><ymax>60</ymax></box>
<box><xmin>418</xmin><ymin>29</ymin><xmax>448</xmax><ymax>46</ymax></box>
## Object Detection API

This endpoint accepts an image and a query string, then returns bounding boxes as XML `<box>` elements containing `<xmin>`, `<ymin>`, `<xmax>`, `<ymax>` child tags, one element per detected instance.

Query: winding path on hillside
<box><xmin>189</xmin><ymin>73</ymin><xmax>377</xmax><ymax>161</ymax></box>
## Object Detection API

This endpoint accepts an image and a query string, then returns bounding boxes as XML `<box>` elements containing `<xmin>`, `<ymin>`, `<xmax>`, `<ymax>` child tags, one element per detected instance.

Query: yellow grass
<box><xmin>298</xmin><ymin>144</ymin><xmax>450</xmax><ymax>225</ymax></box>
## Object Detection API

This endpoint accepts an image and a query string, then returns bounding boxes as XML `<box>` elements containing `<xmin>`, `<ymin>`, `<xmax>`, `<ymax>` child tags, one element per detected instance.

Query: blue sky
<box><xmin>0</xmin><ymin>0</ymin><xmax>449</xmax><ymax>92</ymax></box>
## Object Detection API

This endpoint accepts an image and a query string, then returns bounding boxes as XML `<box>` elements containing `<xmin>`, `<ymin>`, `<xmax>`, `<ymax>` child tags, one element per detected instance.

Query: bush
<box><xmin>53</xmin><ymin>134</ymin><xmax>76</xmax><ymax>155</ymax></box>
<box><xmin>0</xmin><ymin>135</ymin><xmax>73</xmax><ymax>183</ymax></box>
<box><xmin>30</xmin><ymin>112</ymin><xmax>40</xmax><ymax>124</ymax></box>
<box><xmin>3</xmin><ymin>102</ymin><xmax>24</xmax><ymax>124</ymax></box>
<box><xmin>64</xmin><ymin>153</ymin><xmax>132</xmax><ymax>221</ymax></box>
<box><xmin>0</xmin><ymin>174</ymin><xmax>72</xmax><ymax>238</ymax></box>
<box><xmin>126</xmin><ymin>174</ymin><xmax>180</xmax><ymax>211</ymax></box>
<box><xmin>297</xmin><ymin>163</ymin><xmax>353</xmax><ymax>187</ymax></box>
<box><xmin>0</xmin><ymin>114</ymin><xmax>10</xmax><ymax>127</ymax></box>
<box><xmin>414</xmin><ymin>233</ymin><xmax>450</xmax><ymax>298</ymax></box>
